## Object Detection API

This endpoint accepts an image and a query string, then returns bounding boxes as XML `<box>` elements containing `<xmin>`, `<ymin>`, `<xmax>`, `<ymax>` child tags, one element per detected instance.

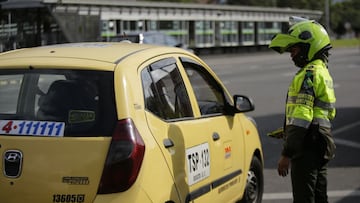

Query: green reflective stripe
<box><xmin>286</xmin><ymin>117</ymin><xmax>311</xmax><ymax>128</ymax></box>
<box><xmin>312</xmin><ymin>118</ymin><xmax>332</xmax><ymax>128</ymax></box>
<box><xmin>314</xmin><ymin>99</ymin><xmax>335</xmax><ymax>109</ymax></box>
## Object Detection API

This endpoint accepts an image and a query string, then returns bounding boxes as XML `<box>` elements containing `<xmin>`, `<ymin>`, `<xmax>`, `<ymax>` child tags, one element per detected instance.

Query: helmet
<box><xmin>269</xmin><ymin>17</ymin><xmax>331</xmax><ymax>62</ymax></box>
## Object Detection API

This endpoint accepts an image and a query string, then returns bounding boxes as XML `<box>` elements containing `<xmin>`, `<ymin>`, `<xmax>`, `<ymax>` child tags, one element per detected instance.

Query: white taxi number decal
<box><xmin>0</xmin><ymin>120</ymin><xmax>65</xmax><ymax>137</ymax></box>
<box><xmin>186</xmin><ymin>143</ymin><xmax>210</xmax><ymax>185</ymax></box>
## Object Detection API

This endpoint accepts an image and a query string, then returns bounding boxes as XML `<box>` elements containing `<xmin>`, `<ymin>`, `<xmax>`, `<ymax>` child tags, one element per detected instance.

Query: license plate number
<box><xmin>186</xmin><ymin>142</ymin><xmax>210</xmax><ymax>185</ymax></box>
<box><xmin>0</xmin><ymin>120</ymin><xmax>64</xmax><ymax>137</ymax></box>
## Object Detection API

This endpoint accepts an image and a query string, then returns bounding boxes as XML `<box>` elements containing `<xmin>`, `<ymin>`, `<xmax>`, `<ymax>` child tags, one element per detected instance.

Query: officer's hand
<box><xmin>278</xmin><ymin>155</ymin><xmax>290</xmax><ymax>177</ymax></box>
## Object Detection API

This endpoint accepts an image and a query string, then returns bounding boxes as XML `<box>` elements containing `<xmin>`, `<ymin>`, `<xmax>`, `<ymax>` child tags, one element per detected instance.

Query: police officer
<box><xmin>269</xmin><ymin>17</ymin><xmax>336</xmax><ymax>203</ymax></box>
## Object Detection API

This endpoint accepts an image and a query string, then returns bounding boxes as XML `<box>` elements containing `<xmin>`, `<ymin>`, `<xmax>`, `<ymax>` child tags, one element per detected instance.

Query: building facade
<box><xmin>0</xmin><ymin>0</ymin><xmax>322</xmax><ymax>52</ymax></box>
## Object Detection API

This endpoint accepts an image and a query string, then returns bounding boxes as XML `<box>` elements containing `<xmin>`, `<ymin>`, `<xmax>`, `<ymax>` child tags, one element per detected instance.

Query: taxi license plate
<box><xmin>186</xmin><ymin>142</ymin><xmax>210</xmax><ymax>185</ymax></box>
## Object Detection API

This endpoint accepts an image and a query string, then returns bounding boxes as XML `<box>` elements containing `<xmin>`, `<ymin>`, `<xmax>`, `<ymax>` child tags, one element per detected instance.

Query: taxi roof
<box><xmin>0</xmin><ymin>42</ymin><xmax>193</xmax><ymax>71</ymax></box>
<box><xmin>0</xmin><ymin>42</ymin><xmax>186</xmax><ymax>64</ymax></box>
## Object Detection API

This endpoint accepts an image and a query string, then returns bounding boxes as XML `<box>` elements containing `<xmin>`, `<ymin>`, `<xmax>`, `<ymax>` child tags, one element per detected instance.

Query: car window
<box><xmin>141</xmin><ymin>57</ymin><xmax>193</xmax><ymax>120</ymax></box>
<box><xmin>0</xmin><ymin>75</ymin><xmax>22</xmax><ymax>114</ymax></box>
<box><xmin>143</xmin><ymin>32</ymin><xmax>179</xmax><ymax>47</ymax></box>
<box><xmin>0</xmin><ymin>70</ymin><xmax>116</xmax><ymax>137</ymax></box>
<box><xmin>180</xmin><ymin>57</ymin><xmax>229</xmax><ymax>116</ymax></box>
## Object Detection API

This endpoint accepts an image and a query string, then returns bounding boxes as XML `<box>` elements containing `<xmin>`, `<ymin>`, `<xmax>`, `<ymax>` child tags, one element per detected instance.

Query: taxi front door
<box><xmin>141</xmin><ymin>56</ymin><xmax>217</xmax><ymax>202</ymax></box>
<box><xmin>179</xmin><ymin>57</ymin><xmax>246</xmax><ymax>202</ymax></box>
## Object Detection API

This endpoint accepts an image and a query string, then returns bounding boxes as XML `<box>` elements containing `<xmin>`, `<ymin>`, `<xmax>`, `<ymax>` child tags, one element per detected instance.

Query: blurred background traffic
<box><xmin>0</xmin><ymin>0</ymin><xmax>359</xmax><ymax>54</ymax></box>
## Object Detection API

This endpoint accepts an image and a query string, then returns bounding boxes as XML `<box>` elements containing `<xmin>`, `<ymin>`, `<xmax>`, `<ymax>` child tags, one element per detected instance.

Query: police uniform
<box><xmin>283</xmin><ymin>59</ymin><xmax>336</xmax><ymax>203</ymax></box>
<box><xmin>269</xmin><ymin>17</ymin><xmax>337</xmax><ymax>203</ymax></box>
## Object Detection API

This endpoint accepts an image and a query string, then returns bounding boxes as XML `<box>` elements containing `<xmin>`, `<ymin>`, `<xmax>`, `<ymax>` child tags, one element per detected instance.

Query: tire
<box><xmin>239</xmin><ymin>156</ymin><xmax>264</xmax><ymax>203</ymax></box>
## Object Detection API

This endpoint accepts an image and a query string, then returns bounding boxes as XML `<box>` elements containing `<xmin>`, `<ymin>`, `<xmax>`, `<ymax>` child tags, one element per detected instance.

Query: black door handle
<box><xmin>163</xmin><ymin>138</ymin><xmax>174</xmax><ymax>148</ymax></box>
<box><xmin>212</xmin><ymin>132</ymin><xmax>220</xmax><ymax>141</ymax></box>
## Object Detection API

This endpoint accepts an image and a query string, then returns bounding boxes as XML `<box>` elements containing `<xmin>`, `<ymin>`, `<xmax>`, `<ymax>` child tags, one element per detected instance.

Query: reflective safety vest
<box><xmin>286</xmin><ymin>59</ymin><xmax>336</xmax><ymax>128</ymax></box>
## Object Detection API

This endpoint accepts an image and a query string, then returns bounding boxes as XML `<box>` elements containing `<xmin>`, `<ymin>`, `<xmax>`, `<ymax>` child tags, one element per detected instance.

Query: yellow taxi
<box><xmin>0</xmin><ymin>42</ymin><xmax>263</xmax><ymax>203</ymax></box>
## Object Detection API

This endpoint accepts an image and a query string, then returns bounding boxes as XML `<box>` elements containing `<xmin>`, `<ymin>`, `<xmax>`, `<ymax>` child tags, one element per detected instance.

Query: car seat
<box><xmin>37</xmin><ymin>79</ymin><xmax>98</xmax><ymax>134</ymax></box>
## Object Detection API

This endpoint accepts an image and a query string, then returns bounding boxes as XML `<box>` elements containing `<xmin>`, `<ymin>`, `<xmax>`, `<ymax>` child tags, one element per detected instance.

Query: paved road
<box><xmin>202</xmin><ymin>47</ymin><xmax>360</xmax><ymax>203</ymax></box>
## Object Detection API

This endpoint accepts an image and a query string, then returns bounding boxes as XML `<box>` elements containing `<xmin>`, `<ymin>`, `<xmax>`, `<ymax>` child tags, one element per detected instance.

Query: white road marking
<box><xmin>263</xmin><ymin>190</ymin><xmax>360</xmax><ymax>200</ymax></box>
<box><xmin>263</xmin><ymin>192</ymin><xmax>292</xmax><ymax>200</ymax></box>
<box><xmin>332</xmin><ymin>120</ymin><xmax>360</xmax><ymax>149</ymax></box>
<box><xmin>333</xmin><ymin>120</ymin><xmax>360</xmax><ymax>135</ymax></box>
<box><xmin>334</xmin><ymin>138</ymin><xmax>360</xmax><ymax>149</ymax></box>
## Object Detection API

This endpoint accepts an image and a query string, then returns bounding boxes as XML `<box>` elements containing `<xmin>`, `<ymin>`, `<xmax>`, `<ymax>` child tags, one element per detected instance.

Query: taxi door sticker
<box><xmin>186</xmin><ymin>142</ymin><xmax>210</xmax><ymax>185</ymax></box>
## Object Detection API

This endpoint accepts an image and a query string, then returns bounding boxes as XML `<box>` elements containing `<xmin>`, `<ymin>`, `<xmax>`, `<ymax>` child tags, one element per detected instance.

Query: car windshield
<box><xmin>0</xmin><ymin>69</ymin><xmax>116</xmax><ymax>137</ymax></box>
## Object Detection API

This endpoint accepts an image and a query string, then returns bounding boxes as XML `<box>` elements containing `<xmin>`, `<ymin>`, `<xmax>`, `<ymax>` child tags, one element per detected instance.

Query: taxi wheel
<box><xmin>239</xmin><ymin>156</ymin><xmax>263</xmax><ymax>203</ymax></box>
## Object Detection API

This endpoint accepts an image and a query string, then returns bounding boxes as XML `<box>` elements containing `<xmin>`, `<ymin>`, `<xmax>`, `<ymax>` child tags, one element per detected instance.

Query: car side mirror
<box><xmin>233</xmin><ymin>95</ymin><xmax>255</xmax><ymax>113</ymax></box>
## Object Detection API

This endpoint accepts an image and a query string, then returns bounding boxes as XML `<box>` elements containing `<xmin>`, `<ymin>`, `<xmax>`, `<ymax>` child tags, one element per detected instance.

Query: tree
<box><xmin>331</xmin><ymin>0</ymin><xmax>360</xmax><ymax>37</ymax></box>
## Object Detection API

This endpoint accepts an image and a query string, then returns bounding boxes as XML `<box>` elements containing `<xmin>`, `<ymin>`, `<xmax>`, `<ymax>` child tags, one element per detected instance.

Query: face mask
<box><xmin>292</xmin><ymin>53</ymin><xmax>308</xmax><ymax>68</ymax></box>
<box><xmin>291</xmin><ymin>46</ymin><xmax>309</xmax><ymax>68</ymax></box>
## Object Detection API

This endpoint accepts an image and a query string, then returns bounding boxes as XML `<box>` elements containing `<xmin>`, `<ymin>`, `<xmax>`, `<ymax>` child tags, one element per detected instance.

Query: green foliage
<box><xmin>274</xmin><ymin>0</ymin><xmax>324</xmax><ymax>10</ymax></box>
<box><xmin>228</xmin><ymin>0</ymin><xmax>359</xmax><ymax>37</ymax></box>
<box><xmin>331</xmin><ymin>38</ymin><xmax>360</xmax><ymax>48</ymax></box>
<box><xmin>331</xmin><ymin>0</ymin><xmax>360</xmax><ymax>36</ymax></box>
<box><xmin>228</xmin><ymin>0</ymin><xmax>324</xmax><ymax>9</ymax></box>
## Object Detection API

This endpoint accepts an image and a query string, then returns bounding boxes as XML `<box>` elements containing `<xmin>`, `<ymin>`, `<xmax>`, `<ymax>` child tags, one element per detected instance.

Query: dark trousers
<box><xmin>291</xmin><ymin>152</ymin><xmax>328</xmax><ymax>203</ymax></box>
<box><xmin>290</xmin><ymin>125</ymin><xmax>332</xmax><ymax>203</ymax></box>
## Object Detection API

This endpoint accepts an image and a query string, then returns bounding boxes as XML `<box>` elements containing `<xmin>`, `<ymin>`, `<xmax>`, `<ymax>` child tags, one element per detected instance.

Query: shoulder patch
<box><xmin>300</xmin><ymin>69</ymin><xmax>315</xmax><ymax>96</ymax></box>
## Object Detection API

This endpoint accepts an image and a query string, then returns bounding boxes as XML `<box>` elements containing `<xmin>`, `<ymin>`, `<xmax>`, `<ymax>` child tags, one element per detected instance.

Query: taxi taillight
<box><xmin>98</xmin><ymin>118</ymin><xmax>145</xmax><ymax>194</ymax></box>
